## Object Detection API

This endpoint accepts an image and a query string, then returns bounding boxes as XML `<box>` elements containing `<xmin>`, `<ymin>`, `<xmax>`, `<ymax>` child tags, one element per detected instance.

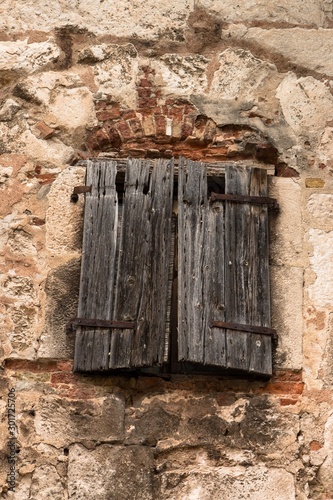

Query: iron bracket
<box><xmin>210</xmin><ymin>321</ymin><xmax>278</xmax><ymax>341</ymax></box>
<box><xmin>70</xmin><ymin>185</ymin><xmax>92</xmax><ymax>203</ymax></box>
<box><xmin>211</xmin><ymin>192</ymin><xmax>279</xmax><ymax>211</ymax></box>
<box><xmin>66</xmin><ymin>317</ymin><xmax>136</xmax><ymax>333</ymax></box>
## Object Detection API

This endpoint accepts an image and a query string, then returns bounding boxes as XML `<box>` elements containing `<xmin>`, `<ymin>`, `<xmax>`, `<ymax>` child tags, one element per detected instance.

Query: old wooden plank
<box><xmin>178</xmin><ymin>158</ymin><xmax>226</xmax><ymax>366</ymax></box>
<box><xmin>203</xmin><ymin>192</ymin><xmax>226</xmax><ymax>366</ymax></box>
<box><xmin>224</xmin><ymin>166</ymin><xmax>272</xmax><ymax>375</ymax></box>
<box><xmin>109</xmin><ymin>158</ymin><xmax>174</xmax><ymax>368</ymax></box>
<box><xmin>178</xmin><ymin>158</ymin><xmax>207</xmax><ymax>363</ymax></box>
<box><xmin>74</xmin><ymin>160</ymin><xmax>118</xmax><ymax>372</ymax></box>
<box><xmin>77</xmin><ymin>158</ymin><xmax>276</xmax><ymax>176</ymax></box>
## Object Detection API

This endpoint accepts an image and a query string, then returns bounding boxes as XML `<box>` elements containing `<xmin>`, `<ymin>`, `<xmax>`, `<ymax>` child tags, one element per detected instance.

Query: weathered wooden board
<box><xmin>224</xmin><ymin>166</ymin><xmax>272</xmax><ymax>375</ymax></box>
<box><xmin>109</xmin><ymin>158</ymin><xmax>174</xmax><ymax>368</ymax></box>
<box><xmin>74</xmin><ymin>160</ymin><xmax>118</xmax><ymax>372</ymax></box>
<box><xmin>74</xmin><ymin>157</ymin><xmax>272</xmax><ymax>375</ymax></box>
<box><xmin>178</xmin><ymin>159</ymin><xmax>226</xmax><ymax>366</ymax></box>
<box><xmin>74</xmin><ymin>158</ymin><xmax>174</xmax><ymax>371</ymax></box>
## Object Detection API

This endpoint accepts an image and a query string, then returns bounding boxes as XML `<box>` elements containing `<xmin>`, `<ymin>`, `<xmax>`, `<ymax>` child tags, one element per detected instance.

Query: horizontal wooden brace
<box><xmin>76</xmin><ymin>159</ymin><xmax>276</xmax><ymax>176</ymax></box>
<box><xmin>66</xmin><ymin>317</ymin><xmax>136</xmax><ymax>333</ymax></box>
<box><xmin>210</xmin><ymin>321</ymin><xmax>278</xmax><ymax>341</ymax></box>
<box><xmin>211</xmin><ymin>192</ymin><xmax>279</xmax><ymax>210</ymax></box>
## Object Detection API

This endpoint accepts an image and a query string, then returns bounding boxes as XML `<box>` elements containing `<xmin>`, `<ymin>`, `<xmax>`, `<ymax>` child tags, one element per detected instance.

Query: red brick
<box><xmin>310</xmin><ymin>440</ymin><xmax>323</xmax><ymax>451</ymax></box>
<box><xmin>36</xmin><ymin>173</ymin><xmax>57</xmax><ymax>185</ymax></box>
<box><xmin>96</xmin><ymin>108</ymin><xmax>121</xmax><ymax>121</ymax></box>
<box><xmin>139</xmin><ymin>97</ymin><xmax>158</xmax><ymax>108</ymax></box>
<box><xmin>128</xmin><ymin>118</ymin><xmax>143</xmax><ymax>137</ymax></box>
<box><xmin>168</xmin><ymin>107</ymin><xmax>184</xmax><ymax>119</ymax></box>
<box><xmin>280</xmin><ymin>398</ymin><xmax>298</xmax><ymax>406</ymax></box>
<box><xmin>51</xmin><ymin>372</ymin><xmax>78</xmax><ymax>385</ymax></box>
<box><xmin>56</xmin><ymin>361</ymin><xmax>73</xmax><ymax>372</ymax></box>
<box><xmin>35</xmin><ymin>121</ymin><xmax>55</xmax><ymax>139</ymax></box>
<box><xmin>86</xmin><ymin>128</ymin><xmax>111</xmax><ymax>150</ymax></box>
<box><xmin>138</xmin><ymin>78</ymin><xmax>152</xmax><ymax>88</ymax></box>
<box><xmin>5</xmin><ymin>359</ymin><xmax>58</xmax><ymax>372</ymax></box>
<box><xmin>95</xmin><ymin>100</ymin><xmax>107</xmax><ymax>110</ymax></box>
<box><xmin>257</xmin><ymin>381</ymin><xmax>304</xmax><ymax>395</ymax></box>
<box><xmin>272</xmin><ymin>370</ymin><xmax>303</xmax><ymax>382</ymax></box>
<box><xmin>121</xmin><ymin>110</ymin><xmax>137</xmax><ymax>120</ymax></box>
<box><xmin>183</xmin><ymin>104</ymin><xmax>197</xmax><ymax>115</ymax></box>
<box><xmin>155</xmin><ymin>115</ymin><xmax>167</xmax><ymax>136</ymax></box>
<box><xmin>115</xmin><ymin>120</ymin><xmax>133</xmax><ymax>140</ymax></box>
<box><xmin>137</xmin><ymin>87</ymin><xmax>152</xmax><ymax>98</ymax></box>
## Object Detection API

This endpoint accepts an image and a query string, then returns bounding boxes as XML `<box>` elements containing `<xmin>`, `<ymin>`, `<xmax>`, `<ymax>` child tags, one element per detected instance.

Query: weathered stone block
<box><xmin>270</xmin><ymin>265</ymin><xmax>303</xmax><ymax>370</ymax></box>
<box><xmin>276</xmin><ymin>74</ymin><xmax>333</xmax><ymax>138</ymax></box>
<box><xmin>308</xmin><ymin>229</ymin><xmax>333</xmax><ymax>307</ymax></box>
<box><xmin>35</xmin><ymin>395</ymin><xmax>125</xmax><ymax>447</ymax></box>
<box><xmin>126</xmin><ymin>403</ymin><xmax>180</xmax><ymax>446</ymax></box>
<box><xmin>269</xmin><ymin>177</ymin><xmax>304</xmax><ymax>268</ymax></box>
<box><xmin>0</xmin><ymin>39</ymin><xmax>60</xmax><ymax>74</ymax></box>
<box><xmin>46</xmin><ymin>166</ymin><xmax>85</xmax><ymax>255</ymax></box>
<box><xmin>39</xmin><ymin>258</ymin><xmax>80</xmax><ymax>358</ymax></box>
<box><xmin>307</xmin><ymin>193</ymin><xmax>333</xmax><ymax>229</ymax></box>
<box><xmin>29</xmin><ymin>464</ymin><xmax>64</xmax><ymax>500</ymax></box>
<box><xmin>198</xmin><ymin>0</ymin><xmax>326</xmax><ymax>27</ymax></box>
<box><xmin>151</xmin><ymin>54</ymin><xmax>209</xmax><ymax>95</ymax></box>
<box><xmin>222</xmin><ymin>27</ymin><xmax>333</xmax><ymax>77</ymax></box>
<box><xmin>159</xmin><ymin>465</ymin><xmax>295</xmax><ymax>499</ymax></box>
<box><xmin>79</xmin><ymin>44</ymin><xmax>138</xmax><ymax>108</ymax></box>
<box><xmin>0</xmin><ymin>0</ymin><xmax>194</xmax><ymax>39</ymax></box>
<box><xmin>67</xmin><ymin>444</ymin><xmax>154</xmax><ymax>500</ymax></box>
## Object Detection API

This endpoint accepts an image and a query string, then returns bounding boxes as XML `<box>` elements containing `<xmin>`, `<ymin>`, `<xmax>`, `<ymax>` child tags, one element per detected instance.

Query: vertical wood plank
<box><xmin>109</xmin><ymin>159</ymin><xmax>174</xmax><ymax>369</ymax></box>
<box><xmin>74</xmin><ymin>160</ymin><xmax>118</xmax><ymax>372</ymax></box>
<box><xmin>204</xmin><ymin>196</ymin><xmax>226</xmax><ymax>366</ymax></box>
<box><xmin>178</xmin><ymin>159</ymin><xmax>226</xmax><ymax>366</ymax></box>
<box><xmin>224</xmin><ymin>166</ymin><xmax>272</xmax><ymax>375</ymax></box>
<box><xmin>178</xmin><ymin>158</ymin><xmax>207</xmax><ymax>363</ymax></box>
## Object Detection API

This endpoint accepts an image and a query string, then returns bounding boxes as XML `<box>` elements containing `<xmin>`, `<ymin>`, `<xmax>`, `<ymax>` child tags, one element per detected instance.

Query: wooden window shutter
<box><xmin>178</xmin><ymin>159</ymin><xmax>274</xmax><ymax>376</ymax></box>
<box><xmin>73</xmin><ymin>159</ymin><xmax>174</xmax><ymax>372</ymax></box>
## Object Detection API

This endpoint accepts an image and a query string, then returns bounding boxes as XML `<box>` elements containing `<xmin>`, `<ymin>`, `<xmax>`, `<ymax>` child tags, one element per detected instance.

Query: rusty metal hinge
<box><xmin>210</xmin><ymin>321</ymin><xmax>277</xmax><ymax>341</ymax></box>
<box><xmin>70</xmin><ymin>185</ymin><xmax>92</xmax><ymax>203</ymax></box>
<box><xmin>66</xmin><ymin>317</ymin><xmax>136</xmax><ymax>333</ymax></box>
<box><xmin>211</xmin><ymin>192</ymin><xmax>279</xmax><ymax>211</ymax></box>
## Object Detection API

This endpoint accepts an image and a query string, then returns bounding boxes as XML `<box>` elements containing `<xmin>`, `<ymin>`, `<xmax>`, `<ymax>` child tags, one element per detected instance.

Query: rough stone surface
<box><xmin>276</xmin><ymin>74</ymin><xmax>333</xmax><ymax>138</ymax></box>
<box><xmin>222</xmin><ymin>26</ymin><xmax>333</xmax><ymax>76</ymax></box>
<box><xmin>0</xmin><ymin>39</ymin><xmax>60</xmax><ymax>73</ymax></box>
<box><xmin>198</xmin><ymin>0</ymin><xmax>327</xmax><ymax>27</ymax></box>
<box><xmin>159</xmin><ymin>466</ymin><xmax>295</xmax><ymax>500</ymax></box>
<box><xmin>67</xmin><ymin>444</ymin><xmax>154</xmax><ymax>500</ymax></box>
<box><xmin>0</xmin><ymin>0</ymin><xmax>194</xmax><ymax>39</ymax></box>
<box><xmin>34</xmin><ymin>395</ymin><xmax>125</xmax><ymax>447</ymax></box>
<box><xmin>308</xmin><ymin>229</ymin><xmax>333</xmax><ymax>307</ymax></box>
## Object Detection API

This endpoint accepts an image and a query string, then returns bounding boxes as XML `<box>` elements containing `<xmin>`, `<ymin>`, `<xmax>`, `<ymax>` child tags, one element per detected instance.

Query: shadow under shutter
<box><xmin>178</xmin><ymin>160</ymin><xmax>273</xmax><ymax>376</ymax></box>
<box><xmin>74</xmin><ymin>159</ymin><xmax>174</xmax><ymax>372</ymax></box>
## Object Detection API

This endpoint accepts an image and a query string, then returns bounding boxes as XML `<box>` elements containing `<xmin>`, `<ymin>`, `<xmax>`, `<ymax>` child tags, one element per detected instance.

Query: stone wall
<box><xmin>1</xmin><ymin>1</ymin><xmax>333</xmax><ymax>498</ymax></box>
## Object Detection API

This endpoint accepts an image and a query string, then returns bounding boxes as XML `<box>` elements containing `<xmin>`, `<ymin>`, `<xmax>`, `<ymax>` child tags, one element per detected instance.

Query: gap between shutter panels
<box><xmin>72</xmin><ymin>158</ymin><xmax>276</xmax><ymax>376</ymax></box>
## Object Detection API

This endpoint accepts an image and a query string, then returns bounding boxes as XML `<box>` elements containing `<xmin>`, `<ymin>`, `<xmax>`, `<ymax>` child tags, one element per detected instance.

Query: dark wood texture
<box><xmin>178</xmin><ymin>160</ymin><xmax>272</xmax><ymax>375</ymax></box>
<box><xmin>74</xmin><ymin>160</ymin><xmax>118</xmax><ymax>372</ymax></box>
<box><xmin>74</xmin><ymin>159</ymin><xmax>174</xmax><ymax>372</ymax></box>
<box><xmin>109</xmin><ymin>158</ymin><xmax>174</xmax><ymax>368</ymax></box>
<box><xmin>74</xmin><ymin>158</ymin><xmax>272</xmax><ymax>376</ymax></box>
<box><xmin>224</xmin><ymin>166</ymin><xmax>272</xmax><ymax>375</ymax></box>
<box><xmin>178</xmin><ymin>159</ymin><xmax>225</xmax><ymax>365</ymax></box>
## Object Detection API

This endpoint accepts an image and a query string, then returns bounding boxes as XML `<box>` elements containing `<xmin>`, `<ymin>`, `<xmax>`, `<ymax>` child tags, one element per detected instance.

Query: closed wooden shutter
<box><xmin>73</xmin><ymin>159</ymin><xmax>174</xmax><ymax>372</ymax></box>
<box><xmin>72</xmin><ymin>157</ymin><xmax>275</xmax><ymax>376</ymax></box>
<box><xmin>178</xmin><ymin>160</ymin><xmax>274</xmax><ymax>376</ymax></box>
